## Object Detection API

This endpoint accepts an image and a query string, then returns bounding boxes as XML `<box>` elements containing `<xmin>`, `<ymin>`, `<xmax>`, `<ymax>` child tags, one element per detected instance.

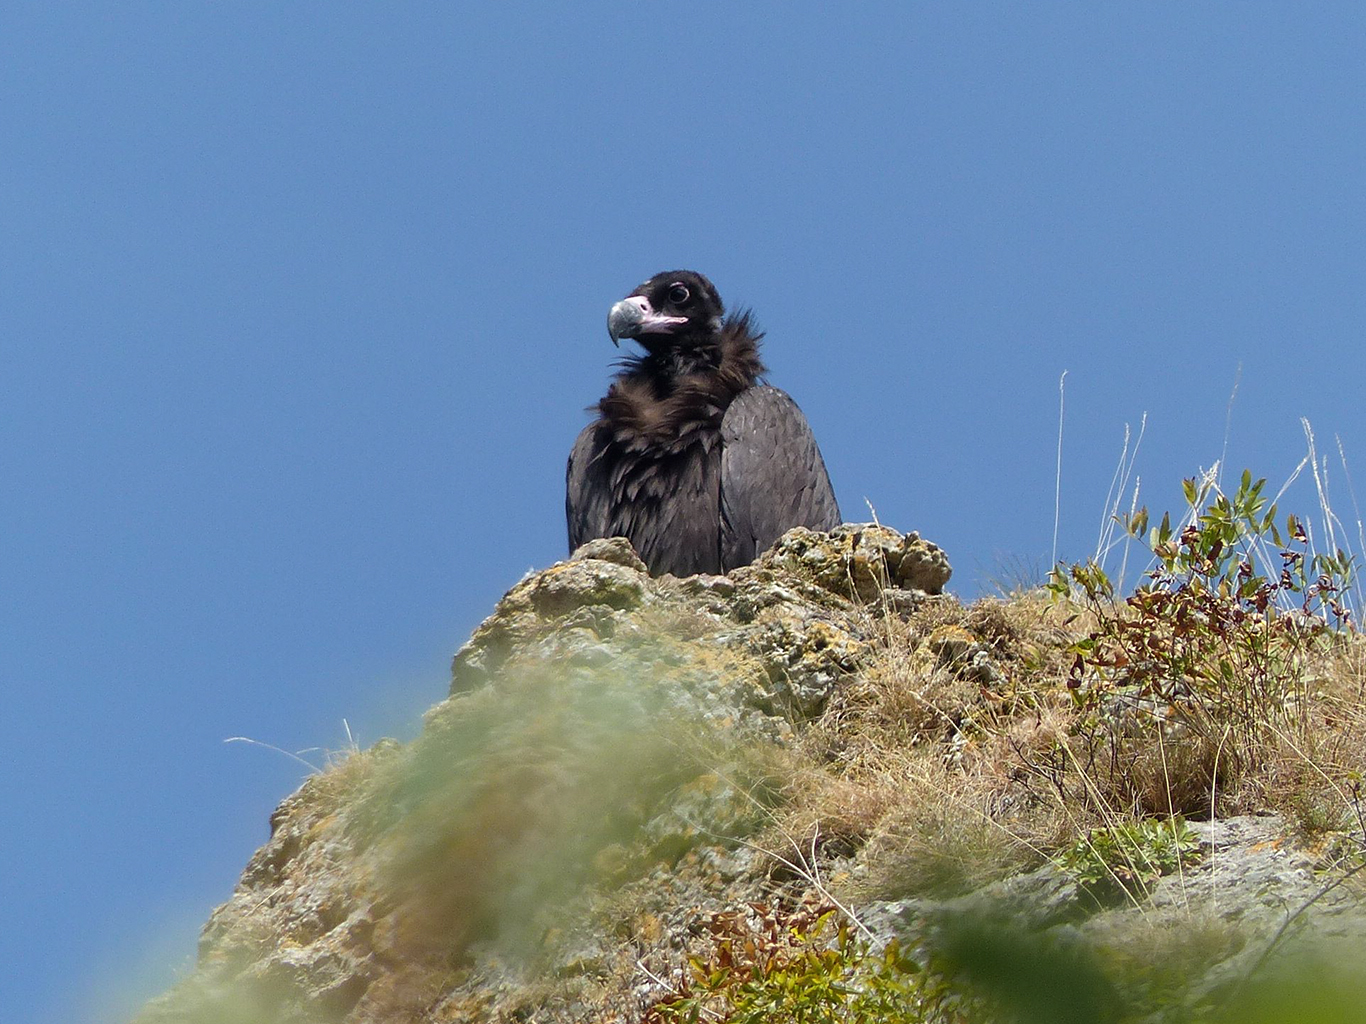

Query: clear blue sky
<box><xmin>5</xmin><ymin>5</ymin><xmax>1365</xmax><ymax>1021</ymax></box>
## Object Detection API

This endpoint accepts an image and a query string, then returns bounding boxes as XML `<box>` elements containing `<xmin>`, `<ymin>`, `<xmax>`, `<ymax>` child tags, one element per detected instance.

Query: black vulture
<box><xmin>567</xmin><ymin>270</ymin><xmax>840</xmax><ymax>576</ymax></box>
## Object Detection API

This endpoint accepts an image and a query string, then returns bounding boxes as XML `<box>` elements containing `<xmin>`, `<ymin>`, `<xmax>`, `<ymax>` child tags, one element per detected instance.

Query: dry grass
<box><xmin>758</xmin><ymin>582</ymin><xmax>1366</xmax><ymax>910</ymax></box>
<box><xmin>756</xmin><ymin>594</ymin><xmax>1070</xmax><ymax>900</ymax></box>
<box><xmin>256</xmin><ymin>567</ymin><xmax>1364</xmax><ymax>1024</ymax></box>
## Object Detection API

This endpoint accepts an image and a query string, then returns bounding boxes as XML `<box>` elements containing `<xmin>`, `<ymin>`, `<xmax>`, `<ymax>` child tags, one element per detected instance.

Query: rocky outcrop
<box><xmin>134</xmin><ymin>524</ymin><xmax>1366</xmax><ymax>1023</ymax></box>
<box><xmin>136</xmin><ymin>526</ymin><xmax>952</xmax><ymax>1023</ymax></box>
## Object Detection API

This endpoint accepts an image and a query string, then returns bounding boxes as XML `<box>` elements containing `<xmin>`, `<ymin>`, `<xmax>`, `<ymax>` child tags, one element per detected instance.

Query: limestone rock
<box><xmin>137</xmin><ymin>524</ymin><xmax>949</xmax><ymax>1024</ymax></box>
<box><xmin>756</xmin><ymin>524</ymin><xmax>952</xmax><ymax>602</ymax></box>
<box><xmin>133</xmin><ymin>520</ymin><xmax>1366</xmax><ymax>1024</ymax></box>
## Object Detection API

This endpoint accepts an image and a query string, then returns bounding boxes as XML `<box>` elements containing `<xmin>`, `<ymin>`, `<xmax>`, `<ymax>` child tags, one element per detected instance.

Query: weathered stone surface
<box><xmin>568</xmin><ymin>536</ymin><xmax>650</xmax><ymax>572</ymax></box>
<box><xmin>137</xmin><ymin>525</ymin><xmax>947</xmax><ymax>1024</ymax></box>
<box><xmin>862</xmin><ymin>815</ymin><xmax>1366</xmax><ymax>1022</ymax></box>
<box><xmin>134</xmin><ymin>522</ymin><xmax>1366</xmax><ymax>1024</ymax></box>
<box><xmin>756</xmin><ymin>524</ymin><xmax>952</xmax><ymax>602</ymax></box>
<box><xmin>450</xmin><ymin>544</ymin><xmax>652</xmax><ymax>692</ymax></box>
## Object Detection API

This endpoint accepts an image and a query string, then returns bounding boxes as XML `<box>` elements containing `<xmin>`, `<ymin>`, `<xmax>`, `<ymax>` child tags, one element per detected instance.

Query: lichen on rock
<box><xmin>755</xmin><ymin>524</ymin><xmax>952</xmax><ymax>603</ymax></box>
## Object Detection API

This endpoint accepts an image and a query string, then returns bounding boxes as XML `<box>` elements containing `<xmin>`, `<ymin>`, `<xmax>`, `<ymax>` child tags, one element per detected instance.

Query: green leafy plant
<box><xmin>1045</xmin><ymin>470</ymin><xmax>1354</xmax><ymax>796</ymax></box>
<box><xmin>1131</xmin><ymin>470</ymin><xmax>1353</xmax><ymax>624</ymax></box>
<box><xmin>644</xmin><ymin>904</ymin><xmax>954</xmax><ymax>1024</ymax></box>
<box><xmin>1058</xmin><ymin>817</ymin><xmax>1201</xmax><ymax>897</ymax></box>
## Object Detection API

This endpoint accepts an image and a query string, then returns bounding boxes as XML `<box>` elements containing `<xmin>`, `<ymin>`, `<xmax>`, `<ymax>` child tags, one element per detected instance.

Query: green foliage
<box><xmin>932</xmin><ymin>918</ymin><xmax>1120</xmax><ymax>1024</ymax></box>
<box><xmin>645</xmin><ymin>906</ymin><xmax>952</xmax><ymax>1024</ymax></box>
<box><xmin>1211</xmin><ymin>963</ymin><xmax>1366</xmax><ymax>1024</ymax></box>
<box><xmin>1045</xmin><ymin>470</ymin><xmax>1353</xmax><ymax>789</ymax></box>
<box><xmin>353</xmin><ymin>657</ymin><xmax>785</xmax><ymax>969</ymax></box>
<box><xmin>644</xmin><ymin>900</ymin><xmax>1366</xmax><ymax>1024</ymax></box>
<box><xmin>1058</xmin><ymin>817</ymin><xmax>1201</xmax><ymax>897</ymax></box>
<box><xmin>1051</xmin><ymin>470</ymin><xmax>1354</xmax><ymax>622</ymax></box>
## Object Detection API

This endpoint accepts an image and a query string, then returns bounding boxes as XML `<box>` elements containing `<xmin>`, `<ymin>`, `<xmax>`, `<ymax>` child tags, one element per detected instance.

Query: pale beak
<box><xmin>607</xmin><ymin>295</ymin><xmax>688</xmax><ymax>346</ymax></box>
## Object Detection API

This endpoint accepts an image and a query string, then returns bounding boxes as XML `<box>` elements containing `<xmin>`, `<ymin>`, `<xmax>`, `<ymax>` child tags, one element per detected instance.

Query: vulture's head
<box><xmin>607</xmin><ymin>270</ymin><xmax>724</xmax><ymax>351</ymax></box>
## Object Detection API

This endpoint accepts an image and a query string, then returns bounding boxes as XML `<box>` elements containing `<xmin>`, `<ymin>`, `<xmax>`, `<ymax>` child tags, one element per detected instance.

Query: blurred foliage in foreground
<box><xmin>643</xmin><ymin>899</ymin><xmax>1366</xmax><ymax>1024</ymax></box>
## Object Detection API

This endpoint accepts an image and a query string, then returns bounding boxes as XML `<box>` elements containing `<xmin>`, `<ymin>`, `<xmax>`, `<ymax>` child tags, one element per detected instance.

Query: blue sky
<box><xmin>5</xmin><ymin>4</ymin><xmax>1365</xmax><ymax>1021</ymax></box>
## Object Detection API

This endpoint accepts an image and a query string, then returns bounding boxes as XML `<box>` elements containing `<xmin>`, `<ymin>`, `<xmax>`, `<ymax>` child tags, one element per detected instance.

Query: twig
<box><xmin>1053</xmin><ymin>370</ymin><xmax>1068</xmax><ymax>569</ymax></box>
<box><xmin>1218</xmin><ymin>363</ymin><xmax>1242</xmax><ymax>491</ymax></box>
<box><xmin>636</xmin><ymin>960</ymin><xmax>723</xmax><ymax>1021</ymax></box>
<box><xmin>223</xmin><ymin>737</ymin><xmax>322</xmax><ymax>773</ymax></box>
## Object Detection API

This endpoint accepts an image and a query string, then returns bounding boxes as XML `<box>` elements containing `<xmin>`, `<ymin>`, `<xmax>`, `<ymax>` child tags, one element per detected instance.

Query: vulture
<box><xmin>566</xmin><ymin>270</ymin><xmax>840</xmax><ymax>576</ymax></box>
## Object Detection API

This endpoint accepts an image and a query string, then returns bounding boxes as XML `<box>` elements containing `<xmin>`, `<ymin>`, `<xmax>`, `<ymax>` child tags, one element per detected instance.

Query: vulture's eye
<box><xmin>667</xmin><ymin>284</ymin><xmax>691</xmax><ymax>305</ymax></box>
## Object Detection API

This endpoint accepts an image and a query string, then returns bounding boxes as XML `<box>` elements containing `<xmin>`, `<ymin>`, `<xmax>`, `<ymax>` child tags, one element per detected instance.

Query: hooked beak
<box><xmin>606</xmin><ymin>295</ymin><xmax>688</xmax><ymax>346</ymax></box>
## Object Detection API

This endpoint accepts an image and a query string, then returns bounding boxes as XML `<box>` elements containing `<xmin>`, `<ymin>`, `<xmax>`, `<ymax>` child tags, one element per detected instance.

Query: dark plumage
<box><xmin>567</xmin><ymin>270</ymin><xmax>840</xmax><ymax>576</ymax></box>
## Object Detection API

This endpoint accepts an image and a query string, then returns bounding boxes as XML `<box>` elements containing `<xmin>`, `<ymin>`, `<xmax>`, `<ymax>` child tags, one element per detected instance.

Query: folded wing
<box><xmin>719</xmin><ymin>385</ymin><xmax>840</xmax><ymax>570</ymax></box>
<box><xmin>566</xmin><ymin>424</ymin><xmax>611</xmax><ymax>555</ymax></box>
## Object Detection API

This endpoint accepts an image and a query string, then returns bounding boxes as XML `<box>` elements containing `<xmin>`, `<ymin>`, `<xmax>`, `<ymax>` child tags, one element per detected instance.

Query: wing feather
<box><xmin>566</xmin><ymin>423</ymin><xmax>613</xmax><ymax>553</ymax></box>
<box><xmin>719</xmin><ymin>386</ymin><xmax>840</xmax><ymax>569</ymax></box>
<box><xmin>568</xmin><ymin>421</ymin><xmax>723</xmax><ymax>575</ymax></box>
